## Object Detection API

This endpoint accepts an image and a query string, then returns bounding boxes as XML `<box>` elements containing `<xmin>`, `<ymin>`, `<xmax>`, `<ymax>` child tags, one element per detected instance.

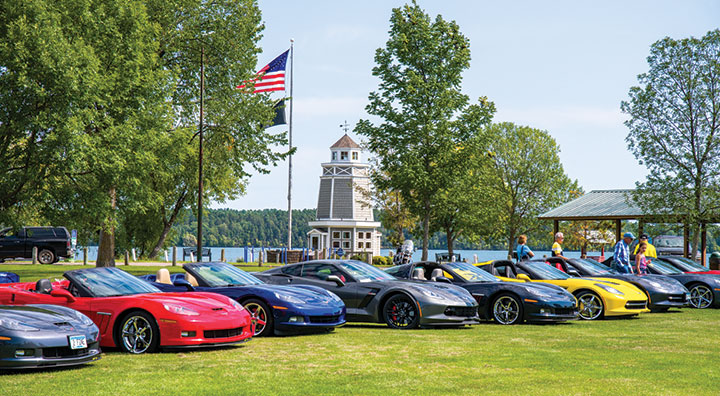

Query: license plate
<box><xmin>69</xmin><ymin>335</ymin><xmax>87</xmax><ymax>350</ymax></box>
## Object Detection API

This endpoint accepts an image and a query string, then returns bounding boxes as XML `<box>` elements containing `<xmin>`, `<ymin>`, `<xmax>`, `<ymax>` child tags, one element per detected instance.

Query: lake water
<box><xmin>74</xmin><ymin>246</ymin><xmax>605</xmax><ymax>263</ymax></box>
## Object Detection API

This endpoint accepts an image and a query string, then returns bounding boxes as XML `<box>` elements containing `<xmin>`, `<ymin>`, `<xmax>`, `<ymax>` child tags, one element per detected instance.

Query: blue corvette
<box><xmin>141</xmin><ymin>262</ymin><xmax>346</xmax><ymax>337</ymax></box>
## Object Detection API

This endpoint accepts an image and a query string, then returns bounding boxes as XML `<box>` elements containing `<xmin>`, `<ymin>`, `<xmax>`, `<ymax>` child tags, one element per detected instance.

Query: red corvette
<box><xmin>659</xmin><ymin>256</ymin><xmax>720</xmax><ymax>275</ymax></box>
<box><xmin>0</xmin><ymin>267</ymin><xmax>253</xmax><ymax>353</ymax></box>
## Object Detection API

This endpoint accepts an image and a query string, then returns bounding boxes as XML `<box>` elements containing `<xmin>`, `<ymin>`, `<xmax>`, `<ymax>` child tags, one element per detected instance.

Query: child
<box><xmin>635</xmin><ymin>242</ymin><xmax>649</xmax><ymax>275</ymax></box>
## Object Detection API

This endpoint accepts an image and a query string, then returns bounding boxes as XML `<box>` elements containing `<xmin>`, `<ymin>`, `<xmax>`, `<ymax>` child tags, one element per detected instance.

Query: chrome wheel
<box><xmin>38</xmin><ymin>249</ymin><xmax>55</xmax><ymax>264</ymax></box>
<box><xmin>492</xmin><ymin>295</ymin><xmax>521</xmax><ymax>325</ymax></box>
<box><xmin>121</xmin><ymin>315</ymin><xmax>154</xmax><ymax>354</ymax></box>
<box><xmin>577</xmin><ymin>292</ymin><xmax>603</xmax><ymax>320</ymax></box>
<box><xmin>689</xmin><ymin>284</ymin><xmax>713</xmax><ymax>309</ymax></box>
<box><xmin>245</xmin><ymin>302</ymin><xmax>268</xmax><ymax>336</ymax></box>
<box><xmin>384</xmin><ymin>295</ymin><xmax>419</xmax><ymax>329</ymax></box>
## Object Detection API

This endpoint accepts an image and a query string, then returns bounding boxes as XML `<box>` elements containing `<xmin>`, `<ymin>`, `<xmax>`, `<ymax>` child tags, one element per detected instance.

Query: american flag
<box><xmin>237</xmin><ymin>49</ymin><xmax>289</xmax><ymax>93</ymax></box>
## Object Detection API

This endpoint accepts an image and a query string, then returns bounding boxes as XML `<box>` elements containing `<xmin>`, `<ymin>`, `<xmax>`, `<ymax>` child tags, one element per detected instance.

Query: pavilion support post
<box><xmin>638</xmin><ymin>219</ymin><xmax>644</xmax><ymax>238</ymax></box>
<box><xmin>701</xmin><ymin>222</ymin><xmax>707</xmax><ymax>266</ymax></box>
<box><xmin>553</xmin><ymin>220</ymin><xmax>559</xmax><ymax>241</ymax></box>
<box><xmin>683</xmin><ymin>224</ymin><xmax>690</xmax><ymax>259</ymax></box>
<box><xmin>615</xmin><ymin>220</ymin><xmax>621</xmax><ymax>242</ymax></box>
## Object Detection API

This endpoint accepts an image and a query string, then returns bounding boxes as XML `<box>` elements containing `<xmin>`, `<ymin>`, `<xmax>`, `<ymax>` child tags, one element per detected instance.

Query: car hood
<box><xmin>402</xmin><ymin>281</ymin><xmax>477</xmax><ymax>306</ymax></box>
<box><xmin>0</xmin><ymin>305</ymin><xmax>85</xmax><ymax>330</ymax></box>
<box><xmin>224</xmin><ymin>284</ymin><xmax>342</xmax><ymax>306</ymax></box>
<box><xmin>135</xmin><ymin>292</ymin><xmax>239</xmax><ymax>314</ymax></box>
<box><xmin>562</xmin><ymin>278</ymin><xmax>647</xmax><ymax>299</ymax></box>
<box><xmin>510</xmin><ymin>282</ymin><xmax>575</xmax><ymax>299</ymax></box>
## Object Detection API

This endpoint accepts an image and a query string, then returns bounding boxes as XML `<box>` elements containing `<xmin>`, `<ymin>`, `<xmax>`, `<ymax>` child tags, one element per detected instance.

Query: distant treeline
<box><xmin>170</xmin><ymin>208</ymin><xmax>558</xmax><ymax>250</ymax></box>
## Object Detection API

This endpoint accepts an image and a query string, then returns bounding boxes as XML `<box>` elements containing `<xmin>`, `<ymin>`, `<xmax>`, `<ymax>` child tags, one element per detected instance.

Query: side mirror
<box><xmin>516</xmin><ymin>274</ymin><xmax>531</xmax><ymax>282</ymax></box>
<box><xmin>173</xmin><ymin>279</ymin><xmax>195</xmax><ymax>291</ymax></box>
<box><xmin>50</xmin><ymin>288</ymin><xmax>76</xmax><ymax>303</ymax></box>
<box><xmin>435</xmin><ymin>276</ymin><xmax>452</xmax><ymax>284</ymax></box>
<box><xmin>326</xmin><ymin>275</ymin><xmax>345</xmax><ymax>287</ymax></box>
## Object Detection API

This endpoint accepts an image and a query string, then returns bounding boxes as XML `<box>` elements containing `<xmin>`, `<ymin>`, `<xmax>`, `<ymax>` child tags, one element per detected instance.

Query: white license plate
<box><xmin>69</xmin><ymin>335</ymin><xmax>87</xmax><ymax>350</ymax></box>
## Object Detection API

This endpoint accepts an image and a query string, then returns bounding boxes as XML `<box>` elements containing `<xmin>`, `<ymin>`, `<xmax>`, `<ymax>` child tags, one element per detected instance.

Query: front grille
<box><xmin>309</xmin><ymin>315</ymin><xmax>341</xmax><ymax>324</ymax></box>
<box><xmin>625</xmin><ymin>301</ymin><xmax>647</xmax><ymax>310</ymax></box>
<box><xmin>204</xmin><ymin>327</ymin><xmax>245</xmax><ymax>339</ymax></box>
<box><xmin>668</xmin><ymin>294</ymin><xmax>687</xmax><ymax>302</ymax></box>
<box><xmin>444</xmin><ymin>306</ymin><xmax>478</xmax><ymax>317</ymax></box>
<box><xmin>553</xmin><ymin>307</ymin><xmax>576</xmax><ymax>315</ymax></box>
<box><xmin>42</xmin><ymin>342</ymin><xmax>97</xmax><ymax>359</ymax></box>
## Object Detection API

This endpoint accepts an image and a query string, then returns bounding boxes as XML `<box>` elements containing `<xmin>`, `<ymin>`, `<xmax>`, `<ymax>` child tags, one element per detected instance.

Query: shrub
<box><xmin>373</xmin><ymin>256</ymin><xmax>390</xmax><ymax>266</ymax></box>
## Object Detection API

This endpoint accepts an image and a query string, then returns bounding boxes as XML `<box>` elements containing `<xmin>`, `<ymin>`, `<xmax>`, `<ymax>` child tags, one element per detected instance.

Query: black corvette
<box><xmin>256</xmin><ymin>260</ymin><xmax>480</xmax><ymax>329</ymax></box>
<box><xmin>0</xmin><ymin>304</ymin><xmax>101</xmax><ymax>369</ymax></box>
<box><xmin>602</xmin><ymin>257</ymin><xmax>720</xmax><ymax>309</ymax></box>
<box><xmin>384</xmin><ymin>261</ymin><xmax>578</xmax><ymax>324</ymax></box>
<box><xmin>539</xmin><ymin>257</ymin><xmax>689</xmax><ymax>311</ymax></box>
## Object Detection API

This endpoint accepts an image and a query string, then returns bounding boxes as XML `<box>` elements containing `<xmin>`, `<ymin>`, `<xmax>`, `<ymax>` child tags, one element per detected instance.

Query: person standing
<box><xmin>613</xmin><ymin>232</ymin><xmax>634</xmax><ymax>274</ymax></box>
<box><xmin>551</xmin><ymin>232</ymin><xmax>568</xmax><ymax>260</ymax></box>
<box><xmin>633</xmin><ymin>234</ymin><xmax>657</xmax><ymax>258</ymax></box>
<box><xmin>635</xmin><ymin>242</ymin><xmax>649</xmax><ymax>275</ymax></box>
<box><xmin>516</xmin><ymin>235</ymin><xmax>534</xmax><ymax>261</ymax></box>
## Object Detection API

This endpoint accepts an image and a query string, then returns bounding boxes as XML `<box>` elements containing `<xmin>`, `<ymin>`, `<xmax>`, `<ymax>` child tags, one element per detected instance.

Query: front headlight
<box><xmin>163</xmin><ymin>303</ymin><xmax>200</xmax><ymax>316</ymax></box>
<box><xmin>326</xmin><ymin>291</ymin><xmax>343</xmax><ymax>303</ymax></box>
<box><xmin>527</xmin><ymin>287</ymin><xmax>554</xmax><ymax>298</ymax></box>
<box><xmin>418</xmin><ymin>287</ymin><xmax>444</xmax><ymax>299</ymax></box>
<box><xmin>230</xmin><ymin>299</ymin><xmax>245</xmax><ymax>312</ymax></box>
<box><xmin>595</xmin><ymin>283</ymin><xmax>624</xmax><ymax>296</ymax></box>
<box><xmin>276</xmin><ymin>293</ymin><xmax>304</xmax><ymax>305</ymax></box>
<box><xmin>0</xmin><ymin>318</ymin><xmax>40</xmax><ymax>332</ymax></box>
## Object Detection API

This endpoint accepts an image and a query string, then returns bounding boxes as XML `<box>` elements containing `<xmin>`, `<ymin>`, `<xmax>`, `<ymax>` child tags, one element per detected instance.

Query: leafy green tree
<box><xmin>356</xmin><ymin>2</ymin><xmax>495</xmax><ymax>260</ymax></box>
<box><xmin>622</xmin><ymin>29</ymin><xmax>720</xmax><ymax>258</ymax></box>
<box><xmin>484</xmin><ymin>122</ymin><xmax>581</xmax><ymax>257</ymax></box>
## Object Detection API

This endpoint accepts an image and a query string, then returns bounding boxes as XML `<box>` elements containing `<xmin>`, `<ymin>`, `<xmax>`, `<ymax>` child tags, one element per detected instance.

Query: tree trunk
<box><xmin>446</xmin><ymin>226</ymin><xmax>454</xmax><ymax>260</ymax></box>
<box><xmin>96</xmin><ymin>187</ymin><xmax>117</xmax><ymax>267</ymax></box>
<box><xmin>148</xmin><ymin>189</ymin><xmax>187</xmax><ymax>259</ymax></box>
<box><xmin>421</xmin><ymin>200</ymin><xmax>430</xmax><ymax>261</ymax></box>
<box><xmin>691</xmin><ymin>226</ymin><xmax>701</xmax><ymax>261</ymax></box>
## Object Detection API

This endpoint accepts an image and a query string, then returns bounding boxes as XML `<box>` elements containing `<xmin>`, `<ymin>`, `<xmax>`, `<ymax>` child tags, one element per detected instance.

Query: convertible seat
<box><xmin>412</xmin><ymin>267</ymin><xmax>425</xmax><ymax>280</ymax></box>
<box><xmin>156</xmin><ymin>268</ymin><xmax>172</xmax><ymax>285</ymax></box>
<box><xmin>186</xmin><ymin>272</ymin><xmax>199</xmax><ymax>287</ymax></box>
<box><xmin>430</xmin><ymin>268</ymin><xmax>443</xmax><ymax>281</ymax></box>
<box><xmin>504</xmin><ymin>266</ymin><xmax>514</xmax><ymax>278</ymax></box>
<box><xmin>35</xmin><ymin>279</ymin><xmax>52</xmax><ymax>294</ymax></box>
<box><xmin>491</xmin><ymin>267</ymin><xmax>501</xmax><ymax>276</ymax></box>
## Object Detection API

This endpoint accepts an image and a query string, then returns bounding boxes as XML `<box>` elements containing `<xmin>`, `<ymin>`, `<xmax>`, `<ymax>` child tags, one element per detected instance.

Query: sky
<box><xmin>213</xmin><ymin>0</ymin><xmax>720</xmax><ymax>211</ymax></box>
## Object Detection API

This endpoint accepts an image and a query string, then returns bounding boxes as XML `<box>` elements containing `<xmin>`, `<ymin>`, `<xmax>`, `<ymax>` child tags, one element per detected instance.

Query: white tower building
<box><xmin>307</xmin><ymin>134</ymin><xmax>381</xmax><ymax>257</ymax></box>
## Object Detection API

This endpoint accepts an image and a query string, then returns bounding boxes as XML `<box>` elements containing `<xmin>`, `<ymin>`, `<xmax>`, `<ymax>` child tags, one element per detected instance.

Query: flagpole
<box><xmin>287</xmin><ymin>39</ymin><xmax>294</xmax><ymax>257</ymax></box>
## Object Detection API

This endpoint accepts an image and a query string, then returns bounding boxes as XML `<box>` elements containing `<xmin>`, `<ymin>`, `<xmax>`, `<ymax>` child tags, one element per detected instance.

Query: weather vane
<box><xmin>340</xmin><ymin>120</ymin><xmax>350</xmax><ymax>134</ymax></box>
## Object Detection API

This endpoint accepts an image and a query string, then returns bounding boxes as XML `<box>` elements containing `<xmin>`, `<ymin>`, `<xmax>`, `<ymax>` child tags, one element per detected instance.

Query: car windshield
<box><xmin>521</xmin><ymin>262</ymin><xmax>571</xmax><ymax>280</ymax></box>
<box><xmin>647</xmin><ymin>259</ymin><xmax>683</xmax><ymax>275</ymax></box>
<box><xmin>66</xmin><ymin>267</ymin><xmax>161</xmax><ymax>297</ymax></box>
<box><xmin>336</xmin><ymin>260</ymin><xmax>396</xmax><ymax>282</ymax></box>
<box><xmin>666</xmin><ymin>257</ymin><xmax>708</xmax><ymax>272</ymax></box>
<box><xmin>186</xmin><ymin>262</ymin><xmax>264</xmax><ymax>286</ymax></box>
<box><xmin>655</xmin><ymin>236</ymin><xmax>683</xmax><ymax>248</ymax></box>
<box><xmin>445</xmin><ymin>262</ymin><xmax>499</xmax><ymax>282</ymax></box>
<box><xmin>569</xmin><ymin>259</ymin><xmax>615</xmax><ymax>276</ymax></box>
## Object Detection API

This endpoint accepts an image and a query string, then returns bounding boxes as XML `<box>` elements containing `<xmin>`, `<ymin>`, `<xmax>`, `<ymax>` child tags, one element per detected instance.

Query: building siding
<box><xmin>317</xmin><ymin>178</ymin><xmax>332</xmax><ymax>219</ymax></box>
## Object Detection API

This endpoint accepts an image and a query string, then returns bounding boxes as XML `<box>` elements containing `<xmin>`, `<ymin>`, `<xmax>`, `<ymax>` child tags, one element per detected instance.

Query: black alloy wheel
<box><xmin>491</xmin><ymin>293</ymin><xmax>523</xmax><ymax>325</ymax></box>
<box><xmin>383</xmin><ymin>294</ymin><xmax>420</xmax><ymax>329</ymax></box>
<box><xmin>118</xmin><ymin>311</ymin><xmax>160</xmax><ymax>354</ymax></box>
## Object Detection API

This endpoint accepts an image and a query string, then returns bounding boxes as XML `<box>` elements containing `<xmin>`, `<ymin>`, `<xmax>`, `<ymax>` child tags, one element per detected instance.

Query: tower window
<box><xmin>332</xmin><ymin>152</ymin><xmax>337</xmax><ymax>160</ymax></box>
<box><xmin>358</xmin><ymin>242</ymin><xmax>363</xmax><ymax>249</ymax></box>
<box><xmin>332</xmin><ymin>231</ymin><xmax>340</xmax><ymax>239</ymax></box>
<box><xmin>365</xmin><ymin>242</ymin><xmax>371</xmax><ymax>249</ymax></box>
<box><xmin>352</xmin><ymin>152</ymin><xmax>358</xmax><ymax>160</ymax></box>
<box><xmin>365</xmin><ymin>232</ymin><xmax>372</xmax><ymax>239</ymax></box>
<box><xmin>342</xmin><ymin>231</ymin><xmax>350</xmax><ymax>239</ymax></box>
<box><xmin>340</xmin><ymin>151</ymin><xmax>348</xmax><ymax>160</ymax></box>
<box><xmin>358</xmin><ymin>232</ymin><xmax>364</xmax><ymax>239</ymax></box>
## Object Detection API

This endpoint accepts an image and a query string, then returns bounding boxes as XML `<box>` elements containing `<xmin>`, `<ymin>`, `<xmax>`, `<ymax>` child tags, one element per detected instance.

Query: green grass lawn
<box><xmin>2</xmin><ymin>265</ymin><xmax>719</xmax><ymax>395</ymax></box>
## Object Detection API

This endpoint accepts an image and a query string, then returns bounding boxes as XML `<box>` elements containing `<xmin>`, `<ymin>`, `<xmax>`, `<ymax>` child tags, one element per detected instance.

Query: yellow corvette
<box><xmin>477</xmin><ymin>260</ymin><xmax>650</xmax><ymax>320</ymax></box>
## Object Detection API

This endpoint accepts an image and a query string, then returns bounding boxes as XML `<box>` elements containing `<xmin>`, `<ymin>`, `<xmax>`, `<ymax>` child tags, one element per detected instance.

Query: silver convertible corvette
<box><xmin>256</xmin><ymin>260</ymin><xmax>480</xmax><ymax>329</ymax></box>
<box><xmin>0</xmin><ymin>303</ymin><xmax>101</xmax><ymax>369</ymax></box>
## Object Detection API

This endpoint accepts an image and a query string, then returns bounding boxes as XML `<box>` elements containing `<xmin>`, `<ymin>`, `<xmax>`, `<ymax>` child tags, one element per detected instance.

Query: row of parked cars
<box><xmin>0</xmin><ymin>254</ymin><xmax>717</xmax><ymax>369</ymax></box>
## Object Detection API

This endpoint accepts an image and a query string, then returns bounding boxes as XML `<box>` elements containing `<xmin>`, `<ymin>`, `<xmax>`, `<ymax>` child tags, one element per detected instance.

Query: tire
<box><xmin>491</xmin><ymin>293</ymin><xmax>523</xmax><ymax>325</ymax></box>
<box><xmin>382</xmin><ymin>294</ymin><xmax>420</xmax><ymax>329</ymax></box>
<box><xmin>688</xmin><ymin>284</ymin><xmax>714</xmax><ymax>309</ymax></box>
<box><xmin>37</xmin><ymin>249</ymin><xmax>55</xmax><ymax>265</ymax></box>
<box><xmin>576</xmin><ymin>291</ymin><xmax>604</xmax><ymax>320</ymax></box>
<box><xmin>243</xmin><ymin>299</ymin><xmax>274</xmax><ymax>337</ymax></box>
<box><xmin>117</xmin><ymin>311</ymin><xmax>160</xmax><ymax>354</ymax></box>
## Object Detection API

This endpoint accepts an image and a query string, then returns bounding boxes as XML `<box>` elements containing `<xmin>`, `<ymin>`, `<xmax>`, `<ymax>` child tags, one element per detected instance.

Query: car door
<box><xmin>296</xmin><ymin>262</ymin><xmax>359</xmax><ymax>309</ymax></box>
<box><xmin>0</xmin><ymin>229</ymin><xmax>25</xmax><ymax>258</ymax></box>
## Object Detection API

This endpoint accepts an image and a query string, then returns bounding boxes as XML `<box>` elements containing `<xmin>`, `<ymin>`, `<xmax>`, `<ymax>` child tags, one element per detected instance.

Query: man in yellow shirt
<box><xmin>551</xmin><ymin>232</ymin><xmax>568</xmax><ymax>260</ymax></box>
<box><xmin>633</xmin><ymin>234</ymin><xmax>657</xmax><ymax>258</ymax></box>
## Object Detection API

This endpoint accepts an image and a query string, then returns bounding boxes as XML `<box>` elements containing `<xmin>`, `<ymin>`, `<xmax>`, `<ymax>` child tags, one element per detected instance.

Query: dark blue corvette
<box><xmin>141</xmin><ymin>262</ymin><xmax>346</xmax><ymax>336</ymax></box>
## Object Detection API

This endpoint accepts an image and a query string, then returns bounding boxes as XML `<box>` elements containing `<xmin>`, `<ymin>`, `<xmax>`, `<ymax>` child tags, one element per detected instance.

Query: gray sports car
<box><xmin>0</xmin><ymin>304</ymin><xmax>101</xmax><ymax>369</ymax></box>
<box><xmin>256</xmin><ymin>260</ymin><xmax>480</xmax><ymax>329</ymax></box>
